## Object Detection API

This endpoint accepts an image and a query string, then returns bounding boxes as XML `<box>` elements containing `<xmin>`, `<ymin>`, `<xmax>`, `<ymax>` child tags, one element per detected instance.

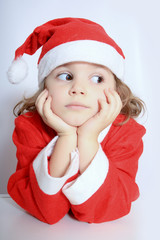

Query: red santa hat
<box><xmin>7</xmin><ymin>17</ymin><xmax>125</xmax><ymax>85</ymax></box>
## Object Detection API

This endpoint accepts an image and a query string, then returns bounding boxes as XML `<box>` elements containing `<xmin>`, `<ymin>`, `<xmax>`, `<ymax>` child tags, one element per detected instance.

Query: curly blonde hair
<box><xmin>13</xmin><ymin>76</ymin><xmax>145</xmax><ymax>125</ymax></box>
<box><xmin>114</xmin><ymin>75</ymin><xmax>145</xmax><ymax>124</ymax></box>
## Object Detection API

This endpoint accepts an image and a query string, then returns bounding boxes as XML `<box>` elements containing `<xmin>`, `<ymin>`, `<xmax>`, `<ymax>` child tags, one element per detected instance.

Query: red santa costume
<box><xmin>7</xmin><ymin>17</ymin><xmax>146</xmax><ymax>224</ymax></box>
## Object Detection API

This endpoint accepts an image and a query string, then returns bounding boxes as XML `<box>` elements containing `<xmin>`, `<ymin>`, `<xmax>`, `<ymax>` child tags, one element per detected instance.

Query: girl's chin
<box><xmin>63</xmin><ymin>117</ymin><xmax>89</xmax><ymax>127</ymax></box>
<box><xmin>65</xmin><ymin>120</ymin><xmax>86</xmax><ymax>127</ymax></box>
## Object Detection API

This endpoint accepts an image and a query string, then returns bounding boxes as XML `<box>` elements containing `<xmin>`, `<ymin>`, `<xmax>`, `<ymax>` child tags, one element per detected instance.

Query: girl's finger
<box><xmin>97</xmin><ymin>99</ymin><xmax>110</xmax><ymax>121</ymax></box>
<box><xmin>35</xmin><ymin>89</ymin><xmax>48</xmax><ymax>115</ymax></box>
<box><xmin>98</xmin><ymin>98</ymin><xmax>108</xmax><ymax>111</ymax></box>
<box><xmin>104</xmin><ymin>89</ymin><xmax>121</xmax><ymax>119</ymax></box>
<box><xmin>43</xmin><ymin>95</ymin><xmax>52</xmax><ymax>118</ymax></box>
<box><xmin>112</xmin><ymin>90</ymin><xmax>123</xmax><ymax>113</ymax></box>
<box><xmin>35</xmin><ymin>89</ymin><xmax>47</xmax><ymax>104</ymax></box>
<box><xmin>35</xmin><ymin>89</ymin><xmax>48</xmax><ymax>109</ymax></box>
<box><xmin>104</xmin><ymin>88</ymin><xmax>116</xmax><ymax>105</ymax></box>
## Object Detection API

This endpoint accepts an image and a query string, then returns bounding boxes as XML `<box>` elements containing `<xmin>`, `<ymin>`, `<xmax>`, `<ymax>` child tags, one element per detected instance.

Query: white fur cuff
<box><xmin>62</xmin><ymin>145</ymin><xmax>109</xmax><ymax>205</ymax></box>
<box><xmin>33</xmin><ymin>136</ymin><xmax>79</xmax><ymax>195</ymax></box>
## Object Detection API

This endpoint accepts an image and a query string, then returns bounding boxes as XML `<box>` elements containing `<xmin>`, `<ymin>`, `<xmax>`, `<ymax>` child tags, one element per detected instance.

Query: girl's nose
<box><xmin>69</xmin><ymin>82</ymin><xmax>86</xmax><ymax>96</ymax></box>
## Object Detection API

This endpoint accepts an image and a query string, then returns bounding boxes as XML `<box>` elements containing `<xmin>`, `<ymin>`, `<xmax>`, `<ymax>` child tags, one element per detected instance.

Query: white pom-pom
<box><xmin>7</xmin><ymin>57</ymin><xmax>28</xmax><ymax>84</ymax></box>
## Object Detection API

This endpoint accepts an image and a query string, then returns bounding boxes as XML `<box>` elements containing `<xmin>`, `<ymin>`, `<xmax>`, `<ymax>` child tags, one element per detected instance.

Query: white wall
<box><xmin>0</xmin><ymin>0</ymin><xmax>160</xmax><ymax>237</ymax></box>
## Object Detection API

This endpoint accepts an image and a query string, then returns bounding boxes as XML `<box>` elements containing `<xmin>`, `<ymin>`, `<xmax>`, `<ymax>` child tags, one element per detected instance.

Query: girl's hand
<box><xmin>77</xmin><ymin>89</ymin><xmax>122</xmax><ymax>140</ymax></box>
<box><xmin>35</xmin><ymin>89</ymin><xmax>77</xmax><ymax>136</ymax></box>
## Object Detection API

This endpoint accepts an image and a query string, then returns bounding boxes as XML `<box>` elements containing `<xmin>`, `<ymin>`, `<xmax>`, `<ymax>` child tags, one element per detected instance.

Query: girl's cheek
<box><xmin>49</xmin><ymin>95</ymin><xmax>56</xmax><ymax>110</ymax></box>
<box><xmin>50</xmin><ymin>94</ymin><xmax>61</xmax><ymax>112</ymax></box>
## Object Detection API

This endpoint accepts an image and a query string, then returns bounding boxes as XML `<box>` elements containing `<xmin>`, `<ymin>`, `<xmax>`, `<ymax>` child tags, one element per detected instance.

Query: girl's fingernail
<box><xmin>109</xmin><ymin>88</ymin><xmax>114</xmax><ymax>93</ymax></box>
<box><xmin>48</xmin><ymin>95</ymin><xmax>52</xmax><ymax>100</ymax></box>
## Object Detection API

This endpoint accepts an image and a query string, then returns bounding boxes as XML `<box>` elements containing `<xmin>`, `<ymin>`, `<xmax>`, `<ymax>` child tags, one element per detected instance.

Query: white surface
<box><xmin>0</xmin><ymin>195</ymin><xmax>159</xmax><ymax>240</ymax></box>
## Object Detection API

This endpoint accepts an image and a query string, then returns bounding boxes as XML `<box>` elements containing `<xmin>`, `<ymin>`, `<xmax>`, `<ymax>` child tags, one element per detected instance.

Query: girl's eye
<box><xmin>57</xmin><ymin>73</ymin><xmax>73</xmax><ymax>81</ymax></box>
<box><xmin>91</xmin><ymin>75</ymin><xmax>103</xmax><ymax>84</ymax></box>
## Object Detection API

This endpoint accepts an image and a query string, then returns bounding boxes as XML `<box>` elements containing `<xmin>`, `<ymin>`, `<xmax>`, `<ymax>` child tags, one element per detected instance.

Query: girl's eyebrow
<box><xmin>54</xmin><ymin>66</ymin><xmax>70</xmax><ymax>72</ymax></box>
<box><xmin>56</xmin><ymin>62</ymin><xmax>73</xmax><ymax>69</ymax></box>
<box><xmin>93</xmin><ymin>67</ymin><xmax>111</xmax><ymax>76</ymax></box>
<box><xmin>94</xmin><ymin>65</ymin><xmax>110</xmax><ymax>72</ymax></box>
<box><xmin>54</xmin><ymin>64</ymin><xmax>111</xmax><ymax>75</ymax></box>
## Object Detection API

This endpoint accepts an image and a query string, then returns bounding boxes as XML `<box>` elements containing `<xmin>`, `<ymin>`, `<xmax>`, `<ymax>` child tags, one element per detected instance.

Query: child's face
<box><xmin>45</xmin><ymin>62</ymin><xmax>116</xmax><ymax>127</ymax></box>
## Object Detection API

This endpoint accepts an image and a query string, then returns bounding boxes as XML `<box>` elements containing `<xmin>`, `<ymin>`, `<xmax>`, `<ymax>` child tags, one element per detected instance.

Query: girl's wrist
<box><xmin>78</xmin><ymin>135</ymin><xmax>99</xmax><ymax>174</ymax></box>
<box><xmin>58</xmin><ymin>132</ymin><xmax>77</xmax><ymax>139</ymax></box>
<box><xmin>57</xmin><ymin>128</ymin><xmax>77</xmax><ymax>137</ymax></box>
<box><xmin>78</xmin><ymin>133</ymin><xmax>99</xmax><ymax>145</ymax></box>
<box><xmin>77</xmin><ymin>130</ymin><xmax>99</xmax><ymax>142</ymax></box>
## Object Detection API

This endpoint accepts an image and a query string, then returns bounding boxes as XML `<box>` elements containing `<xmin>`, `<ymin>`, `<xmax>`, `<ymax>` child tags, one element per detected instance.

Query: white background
<box><xmin>0</xmin><ymin>0</ymin><xmax>160</xmax><ymax>239</ymax></box>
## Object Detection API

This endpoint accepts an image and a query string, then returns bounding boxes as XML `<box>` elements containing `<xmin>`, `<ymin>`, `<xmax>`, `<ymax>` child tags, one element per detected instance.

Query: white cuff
<box><xmin>62</xmin><ymin>144</ymin><xmax>109</xmax><ymax>205</ymax></box>
<box><xmin>33</xmin><ymin>136</ymin><xmax>79</xmax><ymax>195</ymax></box>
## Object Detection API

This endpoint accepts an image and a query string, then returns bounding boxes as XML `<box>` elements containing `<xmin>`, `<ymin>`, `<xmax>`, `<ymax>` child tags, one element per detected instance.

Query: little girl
<box><xmin>7</xmin><ymin>17</ymin><xmax>146</xmax><ymax>224</ymax></box>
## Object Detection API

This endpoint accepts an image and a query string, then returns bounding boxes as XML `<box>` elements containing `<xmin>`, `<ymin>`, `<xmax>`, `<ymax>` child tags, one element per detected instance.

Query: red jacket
<box><xmin>7</xmin><ymin>111</ymin><xmax>146</xmax><ymax>224</ymax></box>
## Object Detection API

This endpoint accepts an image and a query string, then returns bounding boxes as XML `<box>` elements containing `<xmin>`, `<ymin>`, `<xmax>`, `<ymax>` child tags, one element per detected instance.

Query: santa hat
<box><xmin>7</xmin><ymin>17</ymin><xmax>125</xmax><ymax>85</ymax></box>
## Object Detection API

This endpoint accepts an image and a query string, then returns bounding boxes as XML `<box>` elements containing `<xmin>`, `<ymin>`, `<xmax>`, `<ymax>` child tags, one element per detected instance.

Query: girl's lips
<box><xmin>65</xmin><ymin>103</ymin><xmax>89</xmax><ymax>109</ymax></box>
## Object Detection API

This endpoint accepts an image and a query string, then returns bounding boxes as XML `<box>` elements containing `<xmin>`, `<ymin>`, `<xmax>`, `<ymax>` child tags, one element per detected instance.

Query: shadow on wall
<box><xmin>0</xmin><ymin>93</ymin><xmax>19</xmax><ymax>194</ymax></box>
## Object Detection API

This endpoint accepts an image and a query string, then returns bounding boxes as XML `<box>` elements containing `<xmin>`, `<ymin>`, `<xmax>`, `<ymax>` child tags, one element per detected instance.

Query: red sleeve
<box><xmin>69</xmin><ymin>117</ymin><xmax>146</xmax><ymax>223</ymax></box>
<box><xmin>7</xmin><ymin>112</ymin><xmax>76</xmax><ymax>224</ymax></box>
